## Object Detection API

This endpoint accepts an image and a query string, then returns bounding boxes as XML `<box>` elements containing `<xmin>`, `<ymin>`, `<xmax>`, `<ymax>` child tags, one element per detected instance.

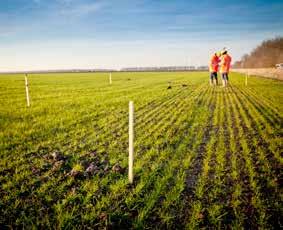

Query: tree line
<box><xmin>234</xmin><ymin>37</ymin><xmax>283</xmax><ymax>68</ymax></box>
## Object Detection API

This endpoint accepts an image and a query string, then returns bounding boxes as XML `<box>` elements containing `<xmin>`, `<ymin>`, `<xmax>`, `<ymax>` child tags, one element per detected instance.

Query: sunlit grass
<box><xmin>0</xmin><ymin>72</ymin><xmax>282</xmax><ymax>228</ymax></box>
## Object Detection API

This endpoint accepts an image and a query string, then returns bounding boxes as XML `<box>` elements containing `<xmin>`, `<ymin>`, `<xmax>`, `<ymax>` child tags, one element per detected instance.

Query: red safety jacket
<box><xmin>209</xmin><ymin>54</ymin><xmax>220</xmax><ymax>72</ymax></box>
<box><xmin>220</xmin><ymin>54</ymin><xmax>232</xmax><ymax>73</ymax></box>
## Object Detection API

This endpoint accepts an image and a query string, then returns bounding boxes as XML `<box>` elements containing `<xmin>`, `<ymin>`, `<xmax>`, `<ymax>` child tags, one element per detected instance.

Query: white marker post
<box><xmin>246</xmin><ymin>71</ymin><xmax>250</xmax><ymax>86</ymax></box>
<box><xmin>109</xmin><ymin>73</ymin><xmax>112</xmax><ymax>85</ymax></box>
<box><xmin>128</xmin><ymin>101</ymin><xmax>134</xmax><ymax>184</ymax></box>
<box><xmin>25</xmin><ymin>74</ymin><xmax>30</xmax><ymax>107</ymax></box>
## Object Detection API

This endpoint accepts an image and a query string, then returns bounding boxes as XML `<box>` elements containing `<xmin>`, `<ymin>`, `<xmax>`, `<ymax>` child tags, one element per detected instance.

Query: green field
<box><xmin>0</xmin><ymin>72</ymin><xmax>282</xmax><ymax>229</ymax></box>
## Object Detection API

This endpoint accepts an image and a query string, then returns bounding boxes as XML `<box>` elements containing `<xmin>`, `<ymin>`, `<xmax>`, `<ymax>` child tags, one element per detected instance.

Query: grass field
<box><xmin>0</xmin><ymin>72</ymin><xmax>282</xmax><ymax>229</ymax></box>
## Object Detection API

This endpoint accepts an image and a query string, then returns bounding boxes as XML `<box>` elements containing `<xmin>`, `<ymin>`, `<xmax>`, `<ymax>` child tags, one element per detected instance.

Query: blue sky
<box><xmin>0</xmin><ymin>0</ymin><xmax>282</xmax><ymax>71</ymax></box>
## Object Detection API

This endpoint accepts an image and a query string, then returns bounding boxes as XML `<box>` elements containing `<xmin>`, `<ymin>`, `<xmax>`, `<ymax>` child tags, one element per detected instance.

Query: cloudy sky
<box><xmin>0</xmin><ymin>0</ymin><xmax>282</xmax><ymax>71</ymax></box>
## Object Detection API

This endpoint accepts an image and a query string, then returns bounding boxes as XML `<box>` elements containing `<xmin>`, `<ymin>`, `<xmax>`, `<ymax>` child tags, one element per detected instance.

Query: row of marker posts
<box><xmin>23</xmin><ymin>70</ymin><xmax>251</xmax><ymax>183</ymax></box>
<box><xmin>24</xmin><ymin>73</ymin><xmax>113</xmax><ymax>107</ymax></box>
<box><xmin>24</xmin><ymin>73</ymin><xmax>135</xmax><ymax>183</ymax></box>
<box><xmin>24</xmin><ymin>70</ymin><xmax>251</xmax><ymax>184</ymax></box>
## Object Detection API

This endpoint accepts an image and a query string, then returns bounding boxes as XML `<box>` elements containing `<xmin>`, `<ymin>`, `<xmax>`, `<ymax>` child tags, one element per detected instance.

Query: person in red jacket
<box><xmin>209</xmin><ymin>52</ymin><xmax>220</xmax><ymax>85</ymax></box>
<box><xmin>220</xmin><ymin>50</ymin><xmax>232</xmax><ymax>87</ymax></box>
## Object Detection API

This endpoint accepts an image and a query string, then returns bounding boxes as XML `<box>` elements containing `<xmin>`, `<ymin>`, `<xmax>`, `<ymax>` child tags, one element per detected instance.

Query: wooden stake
<box><xmin>109</xmin><ymin>73</ymin><xmax>112</xmax><ymax>84</ymax></box>
<box><xmin>25</xmin><ymin>74</ymin><xmax>30</xmax><ymax>107</ymax></box>
<box><xmin>129</xmin><ymin>101</ymin><xmax>134</xmax><ymax>184</ymax></box>
<box><xmin>245</xmin><ymin>73</ymin><xmax>248</xmax><ymax>86</ymax></box>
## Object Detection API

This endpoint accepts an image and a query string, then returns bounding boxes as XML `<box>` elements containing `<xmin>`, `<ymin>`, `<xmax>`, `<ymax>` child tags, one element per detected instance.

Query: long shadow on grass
<box><xmin>170</xmin><ymin>86</ymin><xmax>220</xmax><ymax>228</ymax></box>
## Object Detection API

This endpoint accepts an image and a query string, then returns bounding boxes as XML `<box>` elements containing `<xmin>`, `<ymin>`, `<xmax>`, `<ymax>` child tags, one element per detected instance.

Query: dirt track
<box><xmin>233</xmin><ymin>68</ymin><xmax>283</xmax><ymax>80</ymax></box>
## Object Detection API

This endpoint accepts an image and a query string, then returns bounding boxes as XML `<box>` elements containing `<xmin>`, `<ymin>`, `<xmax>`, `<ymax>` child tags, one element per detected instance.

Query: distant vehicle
<box><xmin>275</xmin><ymin>63</ymin><xmax>283</xmax><ymax>69</ymax></box>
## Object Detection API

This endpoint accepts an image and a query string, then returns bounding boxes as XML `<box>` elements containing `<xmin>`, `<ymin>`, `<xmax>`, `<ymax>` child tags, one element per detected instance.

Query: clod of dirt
<box><xmin>70</xmin><ymin>187</ymin><xmax>78</xmax><ymax>195</ymax></box>
<box><xmin>86</xmin><ymin>163</ymin><xmax>96</xmax><ymax>172</ymax></box>
<box><xmin>197</xmin><ymin>213</ymin><xmax>204</xmax><ymax>219</ymax></box>
<box><xmin>167</xmin><ymin>86</ymin><xmax>172</xmax><ymax>89</ymax></box>
<box><xmin>112</xmin><ymin>163</ymin><xmax>124</xmax><ymax>173</ymax></box>
<box><xmin>89</xmin><ymin>151</ymin><xmax>97</xmax><ymax>157</ymax></box>
<box><xmin>99</xmin><ymin>212</ymin><xmax>107</xmax><ymax>221</ymax></box>
<box><xmin>31</xmin><ymin>166</ymin><xmax>40</xmax><ymax>175</ymax></box>
<box><xmin>69</xmin><ymin>169</ymin><xmax>82</xmax><ymax>178</ymax></box>
<box><xmin>182</xmin><ymin>84</ymin><xmax>188</xmax><ymax>87</ymax></box>
<box><xmin>103</xmin><ymin>165</ymin><xmax>110</xmax><ymax>172</ymax></box>
<box><xmin>84</xmin><ymin>163</ymin><xmax>99</xmax><ymax>177</ymax></box>
<box><xmin>51</xmin><ymin>160</ymin><xmax>64</xmax><ymax>172</ymax></box>
<box><xmin>51</xmin><ymin>151</ymin><xmax>64</xmax><ymax>161</ymax></box>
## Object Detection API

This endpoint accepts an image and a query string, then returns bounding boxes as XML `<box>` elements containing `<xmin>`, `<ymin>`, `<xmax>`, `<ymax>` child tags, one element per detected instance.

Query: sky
<box><xmin>0</xmin><ymin>0</ymin><xmax>282</xmax><ymax>71</ymax></box>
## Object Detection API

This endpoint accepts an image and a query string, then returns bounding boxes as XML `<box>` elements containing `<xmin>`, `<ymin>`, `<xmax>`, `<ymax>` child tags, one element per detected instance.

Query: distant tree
<box><xmin>233</xmin><ymin>37</ymin><xmax>283</xmax><ymax>68</ymax></box>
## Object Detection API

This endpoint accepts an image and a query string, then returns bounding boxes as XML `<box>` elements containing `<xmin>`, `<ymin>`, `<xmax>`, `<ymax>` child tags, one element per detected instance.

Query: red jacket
<box><xmin>209</xmin><ymin>54</ymin><xmax>220</xmax><ymax>72</ymax></box>
<box><xmin>220</xmin><ymin>54</ymin><xmax>232</xmax><ymax>73</ymax></box>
